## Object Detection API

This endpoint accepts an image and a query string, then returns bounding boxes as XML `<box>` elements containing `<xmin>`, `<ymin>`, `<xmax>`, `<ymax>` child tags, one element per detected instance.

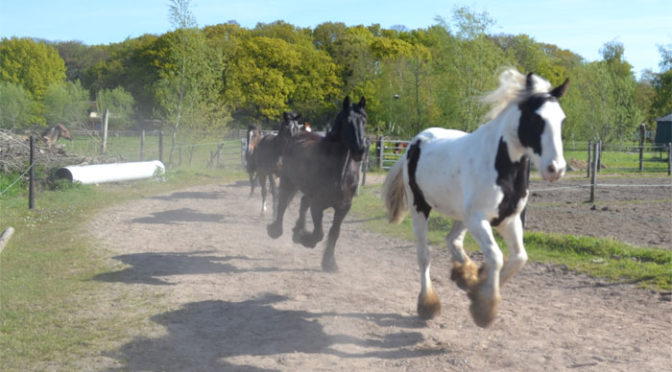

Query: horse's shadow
<box><xmin>151</xmin><ymin>191</ymin><xmax>228</xmax><ymax>201</ymax></box>
<box><xmin>131</xmin><ymin>208</ymin><xmax>225</xmax><ymax>224</ymax></box>
<box><xmin>91</xmin><ymin>251</ymin><xmax>317</xmax><ymax>285</ymax></box>
<box><xmin>103</xmin><ymin>294</ymin><xmax>445</xmax><ymax>371</ymax></box>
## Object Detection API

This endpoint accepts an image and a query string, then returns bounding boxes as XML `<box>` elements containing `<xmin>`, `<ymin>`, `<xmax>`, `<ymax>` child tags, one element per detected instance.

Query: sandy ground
<box><xmin>87</xmin><ymin>177</ymin><xmax>671</xmax><ymax>371</ymax></box>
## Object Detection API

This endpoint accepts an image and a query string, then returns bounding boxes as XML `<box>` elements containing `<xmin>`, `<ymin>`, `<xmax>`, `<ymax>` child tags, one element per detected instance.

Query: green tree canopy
<box><xmin>43</xmin><ymin>80</ymin><xmax>89</xmax><ymax>126</ymax></box>
<box><xmin>0</xmin><ymin>81</ymin><xmax>38</xmax><ymax>129</ymax></box>
<box><xmin>0</xmin><ymin>37</ymin><xmax>66</xmax><ymax>101</ymax></box>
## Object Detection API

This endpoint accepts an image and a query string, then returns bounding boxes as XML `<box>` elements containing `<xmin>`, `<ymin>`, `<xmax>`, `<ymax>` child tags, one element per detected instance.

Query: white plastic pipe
<box><xmin>55</xmin><ymin>160</ymin><xmax>165</xmax><ymax>185</ymax></box>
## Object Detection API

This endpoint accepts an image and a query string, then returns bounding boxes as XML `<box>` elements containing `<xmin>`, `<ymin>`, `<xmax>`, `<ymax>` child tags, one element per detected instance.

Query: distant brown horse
<box><xmin>267</xmin><ymin>97</ymin><xmax>368</xmax><ymax>271</ymax></box>
<box><xmin>245</xmin><ymin>124</ymin><xmax>262</xmax><ymax>196</ymax></box>
<box><xmin>249</xmin><ymin>112</ymin><xmax>301</xmax><ymax>216</ymax></box>
<box><xmin>41</xmin><ymin>124</ymin><xmax>72</xmax><ymax>148</ymax></box>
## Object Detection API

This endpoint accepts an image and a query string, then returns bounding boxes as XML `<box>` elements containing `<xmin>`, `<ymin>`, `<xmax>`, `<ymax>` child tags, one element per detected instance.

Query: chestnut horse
<box><xmin>245</xmin><ymin>124</ymin><xmax>262</xmax><ymax>196</ymax></box>
<box><xmin>267</xmin><ymin>97</ymin><xmax>367</xmax><ymax>272</ymax></box>
<box><xmin>41</xmin><ymin>124</ymin><xmax>72</xmax><ymax>148</ymax></box>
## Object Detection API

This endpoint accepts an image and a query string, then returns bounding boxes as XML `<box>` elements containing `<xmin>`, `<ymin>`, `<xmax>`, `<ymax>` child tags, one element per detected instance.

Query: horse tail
<box><xmin>382</xmin><ymin>158</ymin><xmax>408</xmax><ymax>224</ymax></box>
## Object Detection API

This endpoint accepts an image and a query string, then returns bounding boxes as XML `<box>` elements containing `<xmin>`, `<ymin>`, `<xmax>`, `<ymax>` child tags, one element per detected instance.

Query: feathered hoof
<box><xmin>417</xmin><ymin>290</ymin><xmax>441</xmax><ymax>320</ymax></box>
<box><xmin>468</xmin><ymin>290</ymin><xmax>500</xmax><ymax>328</ymax></box>
<box><xmin>267</xmin><ymin>222</ymin><xmax>282</xmax><ymax>239</ymax></box>
<box><xmin>450</xmin><ymin>261</ymin><xmax>480</xmax><ymax>291</ymax></box>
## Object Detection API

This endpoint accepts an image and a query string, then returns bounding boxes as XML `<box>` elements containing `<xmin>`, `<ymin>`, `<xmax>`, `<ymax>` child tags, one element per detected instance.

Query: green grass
<box><xmin>351</xmin><ymin>183</ymin><xmax>672</xmax><ymax>291</ymax></box>
<box><xmin>564</xmin><ymin>148</ymin><xmax>670</xmax><ymax>173</ymax></box>
<box><xmin>0</xmin><ymin>167</ymin><xmax>246</xmax><ymax>371</ymax></box>
<box><xmin>63</xmin><ymin>133</ymin><xmax>243</xmax><ymax>169</ymax></box>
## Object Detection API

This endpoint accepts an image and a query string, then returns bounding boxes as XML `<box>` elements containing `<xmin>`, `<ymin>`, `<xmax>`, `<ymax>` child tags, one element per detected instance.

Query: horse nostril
<box><xmin>547</xmin><ymin>164</ymin><xmax>556</xmax><ymax>174</ymax></box>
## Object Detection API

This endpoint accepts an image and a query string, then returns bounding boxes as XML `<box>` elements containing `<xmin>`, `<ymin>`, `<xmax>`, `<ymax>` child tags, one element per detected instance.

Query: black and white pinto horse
<box><xmin>267</xmin><ymin>97</ymin><xmax>368</xmax><ymax>272</ymax></box>
<box><xmin>249</xmin><ymin>112</ymin><xmax>301</xmax><ymax>215</ymax></box>
<box><xmin>382</xmin><ymin>69</ymin><xmax>569</xmax><ymax>327</ymax></box>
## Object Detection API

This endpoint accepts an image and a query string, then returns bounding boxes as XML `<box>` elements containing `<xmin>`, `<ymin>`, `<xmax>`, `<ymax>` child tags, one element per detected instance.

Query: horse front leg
<box><xmin>412</xmin><ymin>211</ymin><xmax>441</xmax><ymax>320</ymax></box>
<box><xmin>269</xmin><ymin>174</ymin><xmax>278</xmax><ymax>218</ymax></box>
<box><xmin>495</xmin><ymin>216</ymin><xmax>527</xmax><ymax>286</ymax></box>
<box><xmin>447</xmin><ymin>221</ymin><xmax>480</xmax><ymax>291</ymax></box>
<box><xmin>464</xmin><ymin>214</ymin><xmax>504</xmax><ymax>328</ymax></box>
<box><xmin>248</xmin><ymin>171</ymin><xmax>256</xmax><ymax>197</ymax></box>
<box><xmin>266</xmin><ymin>176</ymin><xmax>296</xmax><ymax>239</ymax></box>
<box><xmin>299</xmin><ymin>203</ymin><xmax>325</xmax><ymax>249</ymax></box>
<box><xmin>292</xmin><ymin>195</ymin><xmax>311</xmax><ymax>244</ymax></box>
<box><xmin>321</xmin><ymin>203</ymin><xmax>350</xmax><ymax>272</ymax></box>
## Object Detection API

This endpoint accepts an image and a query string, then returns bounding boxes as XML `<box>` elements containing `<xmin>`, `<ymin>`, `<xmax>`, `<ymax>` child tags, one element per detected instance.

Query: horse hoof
<box><xmin>468</xmin><ymin>291</ymin><xmax>500</xmax><ymax>328</ymax></box>
<box><xmin>300</xmin><ymin>234</ymin><xmax>320</xmax><ymax>249</ymax></box>
<box><xmin>321</xmin><ymin>259</ymin><xmax>338</xmax><ymax>272</ymax></box>
<box><xmin>267</xmin><ymin>223</ymin><xmax>282</xmax><ymax>239</ymax></box>
<box><xmin>450</xmin><ymin>261</ymin><xmax>480</xmax><ymax>291</ymax></box>
<box><xmin>292</xmin><ymin>229</ymin><xmax>305</xmax><ymax>244</ymax></box>
<box><xmin>417</xmin><ymin>290</ymin><xmax>441</xmax><ymax>320</ymax></box>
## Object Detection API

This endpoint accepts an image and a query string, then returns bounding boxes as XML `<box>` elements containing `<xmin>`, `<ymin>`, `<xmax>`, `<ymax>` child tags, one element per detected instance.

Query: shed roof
<box><xmin>656</xmin><ymin>113</ymin><xmax>672</xmax><ymax>122</ymax></box>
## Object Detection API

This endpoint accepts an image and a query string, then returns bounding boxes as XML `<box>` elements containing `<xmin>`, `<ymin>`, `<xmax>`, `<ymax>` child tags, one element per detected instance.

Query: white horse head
<box><xmin>484</xmin><ymin>70</ymin><xmax>569</xmax><ymax>182</ymax></box>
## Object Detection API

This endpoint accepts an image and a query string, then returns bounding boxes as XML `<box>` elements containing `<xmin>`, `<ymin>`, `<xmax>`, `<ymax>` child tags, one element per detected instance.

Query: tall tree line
<box><xmin>1</xmin><ymin>7</ymin><xmax>670</xmax><ymax>144</ymax></box>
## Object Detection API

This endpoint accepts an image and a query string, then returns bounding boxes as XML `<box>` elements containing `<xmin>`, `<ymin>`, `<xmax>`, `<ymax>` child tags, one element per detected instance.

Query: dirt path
<box><xmin>89</xmin><ymin>180</ymin><xmax>671</xmax><ymax>371</ymax></box>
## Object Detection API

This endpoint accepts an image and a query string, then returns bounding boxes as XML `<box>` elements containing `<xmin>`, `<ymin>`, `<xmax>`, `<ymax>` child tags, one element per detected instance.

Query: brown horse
<box><xmin>267</xmin><ymin>97</ymin><xmax>368</xmax><ymax>272</ymax></box>
<box><xmin>245</xmin><ymin>124</ymin><xmax>262</xmax><ymax>196</ymax></box>
<box><xmin>249</xmin><ymin>112</ymin><xmax>301</xmax><ymax>216</ymax></box>
<box><xmin>41</xmin><ymin>124</ymin><xmax>72</xmax><ymax>148</ymax></box>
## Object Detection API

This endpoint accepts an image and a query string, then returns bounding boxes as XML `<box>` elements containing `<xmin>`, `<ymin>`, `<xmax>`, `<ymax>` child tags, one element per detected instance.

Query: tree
<box><xmin>0</xmin><ymin>81</ymin><xmax>37</xmax><ymax>129</ymax></box>
<box><xmin>651</xmin><ymin>44</ymin><xmax>672</xmax><ymax>119</ymax></box>
<box><xmin>96</xmin><ymin>87</ymin><xmax>136</xmax><ymax>129</ymax></box>
<box><xmin>0</xmin><ymin>38</ymin><xmax>66</xmax><ymax>101</ymax></box>
<box><xmin>43</xmin><ymin>80</ymin><xmax>89</xmax><ymax>126</ymax></box>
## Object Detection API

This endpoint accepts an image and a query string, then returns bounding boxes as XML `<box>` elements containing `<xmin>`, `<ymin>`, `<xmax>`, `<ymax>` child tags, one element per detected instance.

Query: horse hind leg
<box><xmin>292</xmin><ymin>195</ymin><xmax>310</xmax><ymax>244</ymax></box>
<box><xmin>266</xmin><ymin>176</ymin><xmax>296</xmax><ymax>239</ymax></box>
<box><xmin>321</xmin><ymin>204</ymin><xmax>350</xmax><ymax>272</ymax></box>
<box><xmin>412</xmin><ymin>211</ymin><xmax>441</xmax><ymax>320</ymax></box>
<box><xmin>259</xmin><ymin>173</ymin><xmax>269</xmax><ymax>216</ymax></box>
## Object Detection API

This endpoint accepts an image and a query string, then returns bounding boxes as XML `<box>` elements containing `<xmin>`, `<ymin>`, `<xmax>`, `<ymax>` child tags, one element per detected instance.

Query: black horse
<box><xmin>249</xmin><ymin>112</ymin><xmax>301</xmax><ymax>216</ymax></box>
<box><xmin>267</xmin><ymin>97</ymin><xmax>368</xmax><ymax>272</ymax></box>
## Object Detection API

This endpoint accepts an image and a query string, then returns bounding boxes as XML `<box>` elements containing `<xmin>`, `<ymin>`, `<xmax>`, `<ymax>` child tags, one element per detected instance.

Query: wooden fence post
<box><xmin>29</xmin><ymin>136</ymin><xmax>35</xmax><ymax>210</ymax></box>
<box><xmin>668</xmin><ymin>142</ymin><xmax>671</xmax><ymax>176</ymax></box>
<box><xmin>590</xmin><ymin>141</ymin><xmax>598</xmax><ymax>203</ymax></box>
<box><xmin>587</xmin><ymin>140</ymin><xmax>592</xmax><ymax>178</ymax></box>
<box><xmin>377</xmin><ymin>135</ymin><xmax>384</xmax><ymax>169</ymax></box>
<box><xmin>638</xmin><ymin>124</ymin><xmax>645</xmax><ymax>172</ymax></box>
<box><xmin>159</xmin><ymin>131</ymin><xmax>164</xmax><ymax>165</ymax></box>
<box><xmin>100</xmin><ymin>109</ymin><xmax>109</xmax><ymax>154</ymax></box>
<box><xmin>140</xmin><ymin>129</ymin><xmax>145</xmax><ymax>161</ymax></box>
<box><xmin>596</xmin><ymin>140</ymin><xmax>602</xmax><ymax>173</ymax></box>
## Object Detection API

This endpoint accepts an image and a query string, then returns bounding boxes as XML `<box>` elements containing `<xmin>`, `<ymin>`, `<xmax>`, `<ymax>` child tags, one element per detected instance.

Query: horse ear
<box><xmin>358</xmin><ymin>96</ymin><xmax>366</xmax><ymax>109</ymax></box>
<box><xmin>343</xmin><ymin>96</ymin><xmax>351</xmax><ymax>110</ymax></box>
<box><xmin>550</xmin><ymin>78</ymin><xmax>570</xmax><ymax>98</ymax></box>
<box><xmin>525</xmin><ymin>72</ymin><xmax>535</xmax><ymax>91</ymax></box>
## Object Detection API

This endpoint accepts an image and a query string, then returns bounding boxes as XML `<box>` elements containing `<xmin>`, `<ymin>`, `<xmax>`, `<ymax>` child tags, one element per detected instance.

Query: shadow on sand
<box><xmin>103</xmin><ymin>294</ymin><xmax>446</xmax><ymax>371</ymax></box>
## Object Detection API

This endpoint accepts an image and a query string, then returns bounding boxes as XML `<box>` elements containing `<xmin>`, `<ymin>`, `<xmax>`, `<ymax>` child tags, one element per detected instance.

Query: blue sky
<box><xmin>1</xmin><ymin>0</ymin><xmax>670</xmax><ymax>78</ymax></box>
